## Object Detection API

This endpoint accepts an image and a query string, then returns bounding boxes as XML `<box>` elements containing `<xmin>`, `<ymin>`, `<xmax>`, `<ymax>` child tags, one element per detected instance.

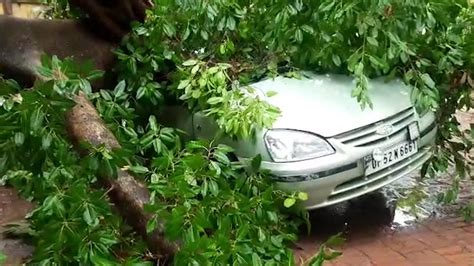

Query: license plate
<box><xmin>364</xmin><ymin>141</ymin><xmax>418</xmax><ymax>176</ymax></box>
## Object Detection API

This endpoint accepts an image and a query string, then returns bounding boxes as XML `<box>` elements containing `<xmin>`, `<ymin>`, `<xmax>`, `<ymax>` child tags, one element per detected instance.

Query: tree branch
<box><xmin>66</xmin><ymin>92</ymin><xmax>179</xmax><ymax>260</ymax></box>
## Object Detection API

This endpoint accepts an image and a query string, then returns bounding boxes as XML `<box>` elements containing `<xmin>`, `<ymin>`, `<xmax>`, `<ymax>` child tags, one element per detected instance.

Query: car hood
<box><xmin>251</xmin><ymin>73</ymin><xmax>413</xmax><ymax>137</ymax></box>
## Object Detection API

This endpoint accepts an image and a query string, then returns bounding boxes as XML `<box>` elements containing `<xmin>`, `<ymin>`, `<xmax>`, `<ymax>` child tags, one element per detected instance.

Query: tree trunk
<box><xmin>66</xmin><ymin>92</ymin><xmax>179</xmax><ymax>261</ymax></box>
<box><xmin>2</xmin><ymin>0</ymin><xmax>13</xmax><ymax>15</ymax></box>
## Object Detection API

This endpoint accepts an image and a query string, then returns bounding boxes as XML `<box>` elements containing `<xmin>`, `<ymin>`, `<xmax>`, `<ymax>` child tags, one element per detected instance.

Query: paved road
<box><xmin>295</xmin><ymin>191</ymin><xmax>474</xmax><ymax>265</ymax></box>
<box><xmin>327</xmin><ymin>217</ymin><xmax>474</xmax><ymax>265</ymax></box>
<box><xmin>0</xmin><ymin>187</ymin><xmax>33</xmax><ymax>265</ymax></box>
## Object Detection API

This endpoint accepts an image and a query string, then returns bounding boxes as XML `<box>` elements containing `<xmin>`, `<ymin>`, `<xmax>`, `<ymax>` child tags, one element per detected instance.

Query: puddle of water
<box><xmin>382</xmin><ymin>165</ymin><xmax>472</xmax><ymax>231</ymax></box>
<box><xmin>390</xmin><ymin>204</ymin><xmax>433</xmax><ymax>230</ymax></box>
<box><xmin>392</xmin><ymin>208</ymin><xmax>416</xmax><ymax>227</ymax></box>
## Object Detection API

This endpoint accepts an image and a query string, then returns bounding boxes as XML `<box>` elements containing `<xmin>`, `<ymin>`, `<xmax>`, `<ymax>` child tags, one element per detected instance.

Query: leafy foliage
<box><xmin>0</xmin><ymin>58</ymin><xmax>142</xmax><ymax>264</ymax></box>
<box><xmin>116</xmin><ymin>0</ymin><xmax>473</xmax><ymax>206</ymax></box>
<box><xmin>2</xmin><ymin>0</ymin><xmax>473</xmax><ymax>264</ymax></box>
<box><xmin>0</xmin><ymin>57</ymin><xmax>309</xmax><ymax>264</ymax></box>
<box><xmin>40</xmin><ymin>0</ymin><xmax>73</xmax><ymax>18</ymax></box>
<box><xmin>306</xmin><ymin>233</ymin><xmax>345</xmax><ymax>266</ymax></box>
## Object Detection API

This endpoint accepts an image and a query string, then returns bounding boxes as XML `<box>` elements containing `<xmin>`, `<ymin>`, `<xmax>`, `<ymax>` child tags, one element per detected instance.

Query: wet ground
<box><xmin>0</xmin><ymin>187</ymin><xmax>34</xmax><ymax>265</ymax></box>
<box><xmin>294</xmin><ymin>172</ymin><xmax>473</xmax><ymax>264</ymax></box>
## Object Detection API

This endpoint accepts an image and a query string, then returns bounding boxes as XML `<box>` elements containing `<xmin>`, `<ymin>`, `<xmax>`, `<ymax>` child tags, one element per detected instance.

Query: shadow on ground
<box><xmin>305</xmin><ymin>191</ymin><xmax>397</xmax><ymax>240</ymax></box>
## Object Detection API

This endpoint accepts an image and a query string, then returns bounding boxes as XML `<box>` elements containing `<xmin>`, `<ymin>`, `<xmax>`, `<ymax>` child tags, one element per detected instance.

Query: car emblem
<box><xmin>375</xmin><ymin>123</ymin><xmax>394</xmax><ymax>136</ymax></box>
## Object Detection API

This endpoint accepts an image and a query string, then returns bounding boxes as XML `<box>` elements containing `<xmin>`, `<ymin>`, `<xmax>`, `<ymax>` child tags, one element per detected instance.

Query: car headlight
<box><xmin>264</xmin><ymin>129</ymin><xmax>335</xmax><ymax>162</ymax></box>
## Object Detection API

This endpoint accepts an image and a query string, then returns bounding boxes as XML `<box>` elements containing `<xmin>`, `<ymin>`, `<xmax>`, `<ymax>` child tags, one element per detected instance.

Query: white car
<box><xmin>161</xmin><ymin>73</ymin><xmax>437</xmax><ymax>209</ymax></box>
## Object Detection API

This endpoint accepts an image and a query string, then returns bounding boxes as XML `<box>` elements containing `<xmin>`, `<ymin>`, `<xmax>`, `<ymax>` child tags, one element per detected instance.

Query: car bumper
<box><xmin>252</xmin><ymin>118</ymin><xmax>437</xmax><ymax>210</ymax></box>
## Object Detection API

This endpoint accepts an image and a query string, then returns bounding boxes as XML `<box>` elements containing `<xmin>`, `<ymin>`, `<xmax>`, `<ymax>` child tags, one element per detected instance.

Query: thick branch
<box><xmin>66</xmin><ymin>92</ymin><xmax>179</xmax><ymax>260</ymax></box>
<box><xmin>69</xmin><ymin>0</ymin><xmax>153</xmax><ymax>41</ymax></box>
<box><xmin>2</xmin><ymin>0</ymin><xmax>12</xmax><ymax>15</ymax></box>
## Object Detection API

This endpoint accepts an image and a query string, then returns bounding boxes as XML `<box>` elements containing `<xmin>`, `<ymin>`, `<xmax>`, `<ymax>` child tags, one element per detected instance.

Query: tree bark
<box><xmin>2</xmin><ymin>0</ymin><xmax>12</xmax><ymax>15</ymax></box>
<box><xmin>66</xmin><ymin>92</ymin><xmax>179</xmax><ymax>260</ymax></box>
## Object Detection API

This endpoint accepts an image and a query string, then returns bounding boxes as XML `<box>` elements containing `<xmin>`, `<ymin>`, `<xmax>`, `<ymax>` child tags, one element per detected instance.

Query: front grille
<box><xmin>333</xmin><ymin>107</ymin><xmax>415</xmax><ymax>147</ymax></box>
<box><xmin>327</xmin><ymin>147</ymin><xmax>431</xmax><ymax>204</ymax></box>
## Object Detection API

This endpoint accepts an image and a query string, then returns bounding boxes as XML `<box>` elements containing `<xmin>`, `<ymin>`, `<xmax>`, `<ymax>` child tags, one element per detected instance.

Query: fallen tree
<box><xmin>0</xmin><ymin>0</ymin><xmax>473</xmax><ymax>265</ymax></box>
<box><xmin>67</xmin><ymin>92</ymin><xmax>179</xmax><ymax>260</ymax></box>
<box><xmin>1</xmin><ymin>1</ymin><xmax>305</xmax><ymax>263</ymax></box>
<box><xmin>0</xmin><ymin>55</ymin><xmax>303</xmax><ymax>264</ymax></box>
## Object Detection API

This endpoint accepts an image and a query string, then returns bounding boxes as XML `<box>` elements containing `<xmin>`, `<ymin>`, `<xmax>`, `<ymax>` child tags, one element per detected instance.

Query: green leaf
<box><xmin>323</xmin><ymin>250</ymin><xmax>343</xmax><ymax>261</ymax></box>
<box><xmin>258</xmin><ymin>228</ymin><xmax>266</xmax><ymax>242</ymax></box>
<box><xmin>252</xmin><ymin>253</ymin><xmax>263</xmax><ymax>266</ymax></box>
<box><xmin>135</xmin><ymin>26</ymin><xmax>148</xmax><ymax>35</ymax></box>
<box><xmin>295</xmin><ymin>29</ymin><xmax>303</xmax><ymax>43</ymax></box>
<box><xmin>325</xmin><ymin>233</ymin><xmax>345</xmax><ymax>247</ymax></box>
<box><xmin>213</xmin><ymin>151</ymin><xmax>230</xmax><ymax>165</ymax></box>
<box><xmin>136</xmin><ymin>86</ymin><xmax>146</xmax><ymax>99</ymax></box>
<box><xmin>301</xmin><ymin>25</ymin><xmax>314</xmax><ymax>34</ymax></box>
<box><xmin>226</xmin><ymin>16</ymin><xmax>236</xmax><ymax>30</ymax></box>
<box><xmin>283</xmin><ymin>198</ymin><xmax>296</xmax><ymax>208</ymax></box>
<box><xmin>237</xmin><ymin>223</ymin><xmax>249</xmax><ymax>240</ymax></box>
<box><xmin>217</xmin><ymin>17</ymin><xmax>226</xmax><ymax>31</ymax></box>
<box><xmin>332</xmin><ymin>54</ymin><xmax>341</xmax><ymax>67</ymax></box>
<box><xmin>163</xmin><ymin>23</ymin><xmax>176</xmax><ymax>37</ymax></box>
<box><xmin>100</xmin><ymin>90</ymin><xmax>112</xmax><ymax>101</ymax></box>
<box><xmin>187</xmin><ymin>141</ymin><xmax>206</xmax><ymax>150</ymax></box>
<box><xmin>200</xmin><ymin>30</ymin><xmax>209</xmax><ymax>40</ymax></box>
<box><xmin>14</xmin><ymin>132</ymin><xmax>24</xmax><ymax>146</ymax></box>
<box><xmin>400</xmin><ymin>52</ymin><xmax>409</xmax><ymax>63</ymax></box>
<box><xmin>149</xmin><ymin>115</ymin><xmax>158</xmax><ymax>132</ymax></box>
<box><xmin>251</xmin><ymin>154</ymin><xmax>262</xmax><ymax>171</ymax></box>
<box><xmin>128</xmin><ymin>165</ymin><xmax>149</xmax><ymax>174</ymax></box>
<box><xmin>182</xmin><ymin>60</ymin><xmax>198</xmax><ymax>66</ymax></box>
<box><xmin>219</xmin><ymin>43</ymin><xmax>226</xmax><ymax>54</ymax></box>
<box><xmin>90</xmin><ymin>255</ymin><xmax>116</xmax><ymax>266</ymax></box>
<box><xmin>266</xmin><ymin>91</ymin><xmax>278</xmax><ymax>97</ymax></box>
<box><xmin>207</xmin><ymin>97</ymin><xmax>223</xmax><ymax>105</ymax></box>
<box><xmin>209</xmin><ymin>179</ymin><xmax>219</xmax><ymax>196</ymax></box>
<box><xmin>191</xmin><ymin>64</ymin><xmax>200</xmax><ymax>75</ymax></box>
<box><xmin>30</xmin><ymin>108</ymin><xmax>44</xmax><ymax>132</ymax></box>
<box><xmin>41</xmin><ymin>134</ymin><xmax>52</xmax><ymax>150</ymax></box>
<box><xmin>146</xmin><ymin>216</ymin><xmax>158</xmax><ymax>234</ymax></box>
<box><xmin>366</xmin><ymin>37</ymin><xmax>378</xmax><ymax>47</ymax></box>
<box><xmin>152</xmin><ymin>139</ymin><xmax>162</xmax><ymax>154</ymax></box>
<box><xmin>298</xmin><ymin>192</ymin><xmax>308</xmax><ymax>201</ymax></box>
<box><xmin>83</xmin><ymin>205</ymin><xmax>96</xmax><ymax>226</ymax></box>
<box><xmin>177</xmin><ymin>79</ymin><xmax>190</xmax><ymax>90</ymax></box>
<box><xmin>470</xmin><ymin>123</ymin><xmax>474</xmax><ymax>139</ymax></box>
<box><xmin>420</xmin><ymin>73</ymin><xmax>436</xmax><ymax>89</ymax></box>
<box><xmin>267</xmin><ymin>211</ymin><xmax>278</xmax><ymax>222</ymax></box>
<box><xmin>114</xmin><ymin>80</ymin><xmax>126</xmax><ymax>97</ymax></box>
